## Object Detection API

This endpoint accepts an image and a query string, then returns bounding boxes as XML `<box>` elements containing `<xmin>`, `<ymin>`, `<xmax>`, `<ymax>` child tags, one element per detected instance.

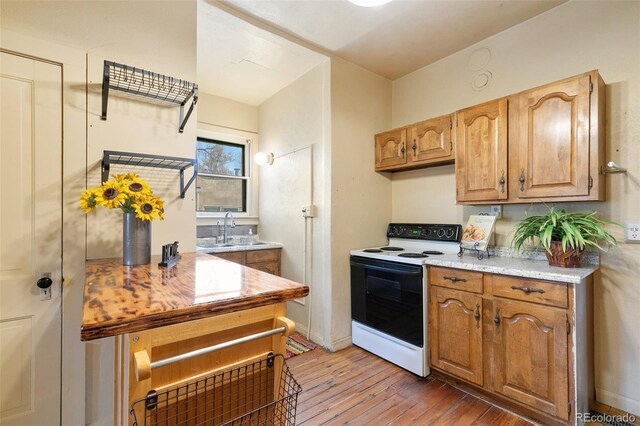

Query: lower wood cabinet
<box><xmin>493</xmin><ymin>298</ymin><xmax>568</xmax><ymax>420</ymax></box>
<box><xmin>428</xmin><ymin>266</ymin><xmax>593</xmax><ymax>425</ymax></box>
<box><xmin>430</xmin><ymin>286</ymin><xmax>483</xmax><ymax>386</ymax></box>
<box><xmin>212</xmin><ymin>248</ymin><xmax>281</xmax><ymax>276</ymax></box>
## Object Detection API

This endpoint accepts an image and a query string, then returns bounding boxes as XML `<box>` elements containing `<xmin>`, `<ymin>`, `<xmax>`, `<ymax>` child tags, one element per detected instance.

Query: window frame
<box><xmin>195</xmin><ymin>130</ymin><xmax>253</xmax><ymax>219</ymax></box>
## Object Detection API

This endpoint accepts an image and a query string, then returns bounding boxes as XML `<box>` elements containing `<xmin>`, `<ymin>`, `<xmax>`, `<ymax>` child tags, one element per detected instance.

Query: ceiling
<box><xmin>1</xmin><ymin>0</ymin><xmax>566</xmax><ymax>107</ymax></box>
<box><xmin>200</xmin><ymin>0</ymin><xmax>565</xmax><ymax>105</ymax></box>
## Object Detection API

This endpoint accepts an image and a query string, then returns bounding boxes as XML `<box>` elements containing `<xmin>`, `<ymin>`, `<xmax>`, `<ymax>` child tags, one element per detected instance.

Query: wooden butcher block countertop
<box><xmin>81</xmin><ymin>252</ymin><xmax>309</xmax><ymax>341</ymax></box>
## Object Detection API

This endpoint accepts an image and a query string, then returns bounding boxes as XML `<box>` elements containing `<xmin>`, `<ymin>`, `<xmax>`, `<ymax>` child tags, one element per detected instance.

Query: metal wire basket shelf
<box><xmin>130</xmin><ymin>353</ymin><xmax>301</xmax><ymax>426</ymax></box>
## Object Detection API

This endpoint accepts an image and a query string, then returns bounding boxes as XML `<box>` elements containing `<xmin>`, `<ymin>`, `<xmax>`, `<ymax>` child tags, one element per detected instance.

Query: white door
<box><xmin>0</xmin><ymin>52</ymin><xmax>63</xmax><ymax>425</ymax></box>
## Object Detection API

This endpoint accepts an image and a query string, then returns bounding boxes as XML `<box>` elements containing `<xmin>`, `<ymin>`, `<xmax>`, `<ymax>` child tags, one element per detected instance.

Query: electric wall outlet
<box><xmin>625</xmin><ymin>221</ymin><xmax>640</xmax><ymax>243</ymax></box>
<box><xmin>490</xmin><ymin>205</ymin><xmax>503</xmax><ymax>219</ymax></box>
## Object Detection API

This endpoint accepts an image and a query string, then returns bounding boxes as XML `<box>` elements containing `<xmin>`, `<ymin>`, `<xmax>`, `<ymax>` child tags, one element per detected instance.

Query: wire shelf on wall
<box><xmin>102</xmin><ymin>150</ymin><xmax>197</xmax><ymax>198</ymax></box>
<box><xmin>101</xmin><ymin>60</ymin><xmax>198</xmax><ymax>133</ymax></box>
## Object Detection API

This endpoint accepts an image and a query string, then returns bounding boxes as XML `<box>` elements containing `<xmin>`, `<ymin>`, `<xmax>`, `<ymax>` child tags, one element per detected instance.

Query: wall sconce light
<box><xmin>254</xmin><ymin>151</ymin><xmax>274</xmax><ymax>166</ymax></box>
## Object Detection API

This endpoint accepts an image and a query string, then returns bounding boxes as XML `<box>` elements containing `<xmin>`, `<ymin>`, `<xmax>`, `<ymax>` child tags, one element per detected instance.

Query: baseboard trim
<box><xmin>292</xmin><ymin>322</ymin><xmax>323</xmax><ymax>347</ymax></box>
<box><xmin>596</xmin><ymin>388</ymin><xmax>640</xmax><ymax>419</ymax></box>
<box><xmin>330</xmin><ymin>335</ymin><xmax>352</xmax><ymax>352</ymax></box>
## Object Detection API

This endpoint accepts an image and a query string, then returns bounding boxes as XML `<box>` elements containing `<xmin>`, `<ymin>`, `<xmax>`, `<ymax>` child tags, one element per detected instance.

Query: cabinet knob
<box><xmin>519</xmin><ymin>169</ymin><xmax>526</xmax><ymax>192</ymax></box>
<box><xmin>400</xmin><ymin>142</ymin><xmax>405</xmax><ymax>157</ymax></box>
<box><xmin>494</xmin><ymin>308</ymin><xmax>501</xmax><ymax>327</ymax></box>
<box><xmin>499</xmin><ymin>170</ymin><xmax>505</xmax><ymax>193</ymax></box>
<box><xmin>412</xmin><ymin>140</ymin><xmax>417</xmax><ymax>156</ymax></box>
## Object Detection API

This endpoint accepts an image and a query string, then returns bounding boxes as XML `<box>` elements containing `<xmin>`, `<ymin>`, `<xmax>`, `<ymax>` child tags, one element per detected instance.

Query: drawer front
<box><xmin>492</xmin><ymin>275</ymin><xmax>568</xmax><ymax>308</ymax></box>
<box><xmin>429</xmin><ymin>267</ymin><xmax>483</xmax><ymax>294</ymax></box>
<box><xmin>246</xmin><ymin>248</ymin><xmax>280</xmax><ymax>264</ymax></box>
<box><xmin>212</xmin><ymin>251</ymin><xmax>244</xmax><ymax>264</ymax></box>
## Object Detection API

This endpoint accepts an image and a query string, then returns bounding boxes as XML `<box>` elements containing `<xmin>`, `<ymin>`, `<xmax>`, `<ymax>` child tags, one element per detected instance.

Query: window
<box><xmin>196</xmin><ymin>137</ymin><xmax>249</xmax><ymax>213</ymax></box>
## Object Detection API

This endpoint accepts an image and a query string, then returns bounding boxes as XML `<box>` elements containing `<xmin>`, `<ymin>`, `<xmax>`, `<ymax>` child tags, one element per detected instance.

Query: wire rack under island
<box><xmin>130</xmin><ymin>353</ymin><xmax>301</xmax><ymax>426</ymax></box>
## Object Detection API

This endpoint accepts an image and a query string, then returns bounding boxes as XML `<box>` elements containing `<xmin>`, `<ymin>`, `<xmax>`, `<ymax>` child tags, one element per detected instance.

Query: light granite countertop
<box><xmin>196</xmin><ymin>241</ymin><xmax>283</xmax><ymax>254</ymax></box>
<box><xmin>424</xmin><ymin>252</ymin><xmax>598</xmax><ymax>284</ymax></box>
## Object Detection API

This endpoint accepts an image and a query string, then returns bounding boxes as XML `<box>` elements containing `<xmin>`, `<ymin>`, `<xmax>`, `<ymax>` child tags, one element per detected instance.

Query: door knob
<box><xmin>36</xmin><ymin>276</ymin><xmax>53</xmax><ymax>289</ymax></box>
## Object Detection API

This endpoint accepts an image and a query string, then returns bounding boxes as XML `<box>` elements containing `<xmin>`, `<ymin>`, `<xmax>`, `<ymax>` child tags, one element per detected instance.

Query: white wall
<box><xmin>391</xmin><ymin>1</ymin><xmax>640</xmax><ymax>414</ymax></box>
<box><xmin>1</xmin><ymin>2</ymin><xmax>197</xmax><ymax>424</ymax></box>
<box><xmin>0</xmin><ymin>28</ymin><xmax>88</xmax><ymax>426</ymax></box>
<box><xmin>329</xmin><ymin>57</ymin><xmax>392</xmax><ymax>349</ymax></box>
<box><xmin>257</xmin><ymin>61</ymin><xmax>331</xmax><ymax>345</ymax></box>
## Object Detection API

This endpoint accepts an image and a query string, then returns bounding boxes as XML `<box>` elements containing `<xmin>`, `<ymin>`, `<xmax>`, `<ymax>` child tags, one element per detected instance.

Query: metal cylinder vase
<box><xmin>123</xmin><ymin>212</ymin><xmax>151</xmax><ymax>266</ymax></box>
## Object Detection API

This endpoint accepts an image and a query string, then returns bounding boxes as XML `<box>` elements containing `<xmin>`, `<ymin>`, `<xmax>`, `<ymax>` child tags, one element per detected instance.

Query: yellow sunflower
<box><xmin>94</xmin><ymin>180</ymin><xmax>127</xmax><ymax>209</ymax></box>
<box><xmin>79</xmin><ymin>189</ymin><xmax>97</xmax><ymax>213</ymax></box>
<box><xmin>132</xmin><ymin>196</ymin><xmax>162</xmax><ymax>221</ymax></box>
<box><xmin>113</xmin><ymin>172</ymin><xmax>140</xmax><ymax>182</ymax></box>
<box><xmin>123</xmin><ymin>175</ymin><xmax>152</xmax><ymax>197</ymax></box>
<box><xmin>151</xmin><ymin>197</ymin><xmax>165</xmax><ymax>220</ymax></box>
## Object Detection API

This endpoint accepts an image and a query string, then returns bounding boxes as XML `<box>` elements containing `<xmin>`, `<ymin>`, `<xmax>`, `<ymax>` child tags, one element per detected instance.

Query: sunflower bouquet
<box><xmin>79</xmin><ymin>173</ymin><xmax>164</xmax><ymax>221</ymax></box>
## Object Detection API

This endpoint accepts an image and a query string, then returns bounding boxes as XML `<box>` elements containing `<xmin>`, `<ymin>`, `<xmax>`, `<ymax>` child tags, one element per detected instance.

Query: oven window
<box><xmin>350</xmin><ymin>257</ymin><xmax>423</xmax><ymax>347</ymax></box>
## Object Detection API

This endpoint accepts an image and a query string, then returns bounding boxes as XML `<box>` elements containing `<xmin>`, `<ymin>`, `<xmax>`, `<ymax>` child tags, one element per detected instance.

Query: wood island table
<box><xmin>81</xmin><ymin>252</ymin><xmax>309</xmax><ymax>425</ymax></box>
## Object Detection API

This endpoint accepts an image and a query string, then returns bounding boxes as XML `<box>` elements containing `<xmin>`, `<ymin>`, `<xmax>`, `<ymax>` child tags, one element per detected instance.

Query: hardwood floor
<box><xmin>286</xmin><ymin>345</ymin><xmax>534</xmax><ymax>426</ymax></box>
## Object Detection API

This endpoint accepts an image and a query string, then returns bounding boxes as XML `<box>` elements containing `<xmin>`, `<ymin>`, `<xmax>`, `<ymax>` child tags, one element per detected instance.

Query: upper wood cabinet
<box><xmin>375</xmin><ymin>128</ymin><xmax>407</xmax><ymax>170</ymax></box>
<box><xmin>455</xmin><ymin>99</ymin><xmax>508</xmax><ymax>202</ymax></box>
<box><xmin>375</xmin><ymin>114</ymin><xmax>455</xmax><ymax>172</ymax></box>
<box><xmin>456</xmin><ymin>70</ymin><xmax>605</xmax><ymax>205</ymax></box>
<box><xmin>511</xmin><ymin>74</ymin><xmax>593</xmax><ymax>200</ymax></box>
<box><xmin>409</xmin><ymin>114</ymin><xmax>454</xmax><ymax>165</ymax></box>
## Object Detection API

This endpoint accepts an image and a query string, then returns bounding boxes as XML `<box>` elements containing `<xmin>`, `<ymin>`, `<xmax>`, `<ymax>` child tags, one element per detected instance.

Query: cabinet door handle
<box><xmin>474</xmin><ymin>304</ymin><xmax>480</xmax><ymax>327</ymax></box>
<box><xmin>519</xmin><ymin>169</ymin><xmax>526</xmax><ymax>192</ymax></box>
<box><xmin>499</xmin><ymin>170</ymin><xmax>505</xmax><ymax>193</ymax></box>
<box><xmin>443</xmin><ymin>275</ymin><xmax>467</xmax><ymax>283</ymax></box>
<box><xmin>511</xmin><ymin>285</ymin><xmax>545</xmax><ymax>294</ymax></box>
<box><xmin>400</xmin><ymin>142</ymin><xmax>405</xmax><ymax>158</ymax></box>
<box><xmin>412</xmin><ymin>139</ymin><xmax>417</xmax><ymax>156</ymax></box>
<box><xmin>494</xmin><ymin>308</ymin><xmax>501</xmax><ymax>327</ymax></box>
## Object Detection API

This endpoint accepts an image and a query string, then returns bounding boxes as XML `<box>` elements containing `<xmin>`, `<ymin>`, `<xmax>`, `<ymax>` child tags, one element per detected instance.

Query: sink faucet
<box><xmin>223</xmin><ymin>212</ymin><xmax>236</xmax><ymax>243</ymax></box>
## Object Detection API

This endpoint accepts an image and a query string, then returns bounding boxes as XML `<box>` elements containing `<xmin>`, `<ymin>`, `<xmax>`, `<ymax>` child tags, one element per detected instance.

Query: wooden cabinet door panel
<box><xmin>455</xmin><ymin>98</ymin><xmax>508</xmax><ymax>202</ymax></box>
<box><xmin>248</xmin><ymin>262</ymin><xmax>280</xmax><ymax>276</ymax></box>
<box><xmin>246</xmin><ymin>249</ymin><xmax>280</xmax><ymax>264</ymax></box>
<box><xmin>410</xmin><ymin>114</ymin><xmax>453</xmax><ymax>164</ymax></box>
<box><xmin>493</xmin><ymin>298</ymin><xmax>568</xmax><ymax>420</ymax></box>
<box><xmin>430</xmin><ymin>287</ymin><xmax>483</xmax><ymax>385</ymax></box>
<box><xmin>212</xmin><ymin>251</ymin><xmax>244</xmax><ymax>264</ymax></box>
<box><xmin>375</xmin><ymin>128</ymin><xmax>407</xmax><ymax>170</ymax></box>
<box><xmin>515</xmin><ymin>75</ymin><xmax>591</xmax><ymax>199</ymax></box>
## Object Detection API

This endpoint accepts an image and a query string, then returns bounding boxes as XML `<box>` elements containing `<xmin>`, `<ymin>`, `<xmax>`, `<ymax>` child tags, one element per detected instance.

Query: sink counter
<box><xmin>196</xmin><ymin>240</ymin><xmax>283</xmax><ymax>254</ymax></box>
<box><xmin>80</xmin><ymin>252</ymin><xmax>308</xmax><ymax>341</ymax></box>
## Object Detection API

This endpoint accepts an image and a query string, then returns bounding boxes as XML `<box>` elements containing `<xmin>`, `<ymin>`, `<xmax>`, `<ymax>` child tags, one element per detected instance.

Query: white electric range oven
<box><xmin>350</xmin><ymin>223</ymin><xmax>462</xmax><ymax>377</ymax></box>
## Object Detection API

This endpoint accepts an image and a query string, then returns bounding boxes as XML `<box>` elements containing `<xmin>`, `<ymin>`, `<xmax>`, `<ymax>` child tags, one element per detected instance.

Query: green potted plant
<box><xmin>511</xmin><ymin>207</ymin><xmax>617</xmax><ymax>267</ymax></box>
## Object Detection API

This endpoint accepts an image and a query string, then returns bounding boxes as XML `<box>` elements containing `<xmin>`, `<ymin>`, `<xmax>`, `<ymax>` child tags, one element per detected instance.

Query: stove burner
<box><xmin>398</xmin><ymin>252</ymin><xmax>428</xmax><ymax>258</ymax></box>
<box><xmin>380</xmin><ymin>246</ymin><xmax>404</xmax><ymax>251</ymax></box>
<box><xmin>422</xmin><ymin>251</ymin><xmax>445</xmax><ymax>255</ymax></box>
<box><xmin>363</xmin><ymin>249</ymin><xmax>383</xmax><ymax>253</ymax></box>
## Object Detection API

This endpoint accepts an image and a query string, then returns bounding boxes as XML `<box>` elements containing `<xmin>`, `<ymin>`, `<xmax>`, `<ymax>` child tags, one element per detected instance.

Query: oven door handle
<box><xmin>350</xmin><ymin>260</ymin><xmax>423</xmax><ymax>276</ymax></box>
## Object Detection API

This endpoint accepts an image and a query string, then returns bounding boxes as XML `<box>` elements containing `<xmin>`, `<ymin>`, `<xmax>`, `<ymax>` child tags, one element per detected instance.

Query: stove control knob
<box><xmin>445</xmin><ymin>228</ymin><xmax>454</xmax><ymax>238</ymax></box>
<box><xmin>421</xmin><ymin>228</ymin><xmax>431</xmax><ymax>236</ymax></box>
<box><xmin>437</xmin><ymin>228</ymin><xmax>445</xmax><ymax>238</ymax></box>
